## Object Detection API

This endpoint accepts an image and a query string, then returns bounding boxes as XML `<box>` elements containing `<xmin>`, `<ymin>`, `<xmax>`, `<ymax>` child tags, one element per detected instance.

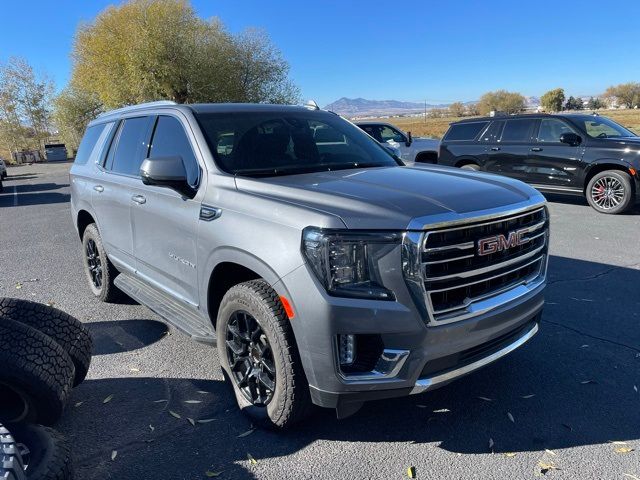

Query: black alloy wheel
<box><xmin>225</xmin><ymin>310</ymin><xmax>276</xmax><ymax>406</ymax></box>
<box><xmin>85</xmin><ymin>238</ymin><xmax>102</xmax><ymax>289</ymax></box>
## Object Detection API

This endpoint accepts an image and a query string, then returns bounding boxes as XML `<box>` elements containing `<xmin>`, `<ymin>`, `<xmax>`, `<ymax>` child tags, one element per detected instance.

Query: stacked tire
<box><xmin>0</xmin><ymin>299</ymin><xmax>92</xmax><ymax>480</ymax></box>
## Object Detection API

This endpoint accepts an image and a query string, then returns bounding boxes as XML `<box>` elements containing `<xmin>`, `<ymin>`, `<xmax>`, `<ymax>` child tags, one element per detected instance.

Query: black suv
<box><xmin>438</xmin><ymin>113</ymin><xmax>640</xmax><ymax>214</ymax></box>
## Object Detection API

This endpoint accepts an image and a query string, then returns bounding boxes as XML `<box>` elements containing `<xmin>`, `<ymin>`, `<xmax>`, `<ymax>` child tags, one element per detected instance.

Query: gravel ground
<box><xmin>0</xmin><ymin>162</ymin><xmax>638</xmax><ymax>480</ymax></box>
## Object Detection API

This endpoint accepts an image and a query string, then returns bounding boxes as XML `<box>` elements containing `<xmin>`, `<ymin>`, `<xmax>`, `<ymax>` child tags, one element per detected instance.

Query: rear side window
<box><xmin>108</xmin><ymin>117</ymin><xmax>152</xmax><ymax>176</ymax></box>
<box><xmin>444</xmin><ymin>122</ymin><xmax>488</xmax><ymax>141</ymax></box>
<box><xmin>500</xmin><ymin>119</ymin><xmax>537</xmax><ymax>142</ymax></box>
<box><xmin>74</xmin><ymin>124</ymin><xmax>107</xmax><ymax>165</ymax></box>
<box><xmin>148</xmin><ymin>116</ymin><xmax>200</xmax><ymax>187</ymax></box>
<box><xmin>480</xmin><ymin>121</ymin><xmax>504</xmax><ymax>142</ymax></box>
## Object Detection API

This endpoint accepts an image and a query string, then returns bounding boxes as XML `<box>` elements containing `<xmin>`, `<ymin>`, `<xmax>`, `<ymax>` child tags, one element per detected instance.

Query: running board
<box><xmin>114</xmin><ymin>273</ymin><xmax>216</xmax><ymax>344</ymax></box>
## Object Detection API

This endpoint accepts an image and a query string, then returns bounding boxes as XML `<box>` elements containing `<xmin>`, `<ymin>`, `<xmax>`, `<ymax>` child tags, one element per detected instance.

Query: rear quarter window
<box><xmin>74</xmin><ymin>124</ymin><xmax>108</xmax><ymax>165</ymax></box>
<box><xmin>444</xmin><ymin>122</ymin><xmax>489</xmax><ymax>141</ymax></box>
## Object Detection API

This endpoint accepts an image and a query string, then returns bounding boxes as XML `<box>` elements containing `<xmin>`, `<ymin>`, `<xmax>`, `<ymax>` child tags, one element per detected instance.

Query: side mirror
<box><xmin>140</xmin><ymin>156</ymin><xmax>195</xmax><ymax>198</ymax></box>
<box><xmin>406</xmin><ymin>131</ymin><xmax>413</xmax><ymax>147</ymax></box>
<box><xmin>560</xmin><ymin>132</ymin><xmax>582</xmax><ymax>146</ymax></box>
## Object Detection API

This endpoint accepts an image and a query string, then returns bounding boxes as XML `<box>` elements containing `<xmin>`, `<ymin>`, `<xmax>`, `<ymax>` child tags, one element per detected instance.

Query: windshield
<box><xmin>575</xmin><ymin>116</ymin><xmax>637</xmax><ymax>139</ymax></box>
<box><xmin>195</xmin><ymin>111</ymin><xmax>400</xmax><ymax>177</ymax></box>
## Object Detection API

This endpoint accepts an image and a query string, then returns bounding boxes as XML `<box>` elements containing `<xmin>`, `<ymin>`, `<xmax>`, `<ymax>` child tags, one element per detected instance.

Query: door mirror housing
<box><xmin>560</xmin><ymin>132</ymin><xmax>582</xmax><ymax>146</ymax></box>
<box><xmin>406</xmin><ymin>131</ymin><xmax>413</xmax><ymax>147</ymax></box>
<box><xmin>140</xmin><ymin>156</ymin><xmax>196</xmax><ymax>198</ymax></box>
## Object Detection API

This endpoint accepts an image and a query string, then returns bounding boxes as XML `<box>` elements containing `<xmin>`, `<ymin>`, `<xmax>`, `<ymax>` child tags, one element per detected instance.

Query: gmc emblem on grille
<box><xmin>477</xmin><ymin>228</ymin><xmax>530</xmax><ymax>256</ymax></box>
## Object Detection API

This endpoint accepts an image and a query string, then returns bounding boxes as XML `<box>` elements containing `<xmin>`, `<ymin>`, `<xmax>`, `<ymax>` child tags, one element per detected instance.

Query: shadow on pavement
<box><xmin>88</xmin><ymin>319</ymin><xmax>169</xmax><ymax>355</ymax></box>
<box><xmin>59</xmin><ymin>255</ymin><xmax>640</xmax><ymax>479</ymax></box>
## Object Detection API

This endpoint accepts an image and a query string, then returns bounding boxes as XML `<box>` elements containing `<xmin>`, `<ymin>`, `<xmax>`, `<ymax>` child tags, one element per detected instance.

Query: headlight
<box><xmin>302</xmin><ymin>227</ymin><xmax>402</xmax><ymax>300</ymax></box>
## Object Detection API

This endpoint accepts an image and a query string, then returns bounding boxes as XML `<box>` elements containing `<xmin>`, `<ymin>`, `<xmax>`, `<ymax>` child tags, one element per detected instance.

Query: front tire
<box><xmin>81</xmin><ymin>224</ymin><xmax>121</xmax><ymax>302</ymax></box>
<box><xmin>217</xmin><ymin>280</ymin><xmax>312</xmax><ymax>429</ymax></box>
<box><xmin>586</xmin><ymin>170</ymin><xmax>633</xmax><ymax>214</ymax></box>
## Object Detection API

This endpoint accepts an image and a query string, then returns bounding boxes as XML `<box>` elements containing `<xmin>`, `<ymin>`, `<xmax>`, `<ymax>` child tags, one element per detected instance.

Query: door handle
<box><xmin>131</xmin><ymin>194</ymin><xmax>146</xmax><ymax>205</ymax></box>
<box><xmin>531</xmin><ymin>147</ymin><xmax>543</xmax><ymax>152</ymax></box>
<box><xmin>490</xmin><ymin>147</ymin><xmax>501</xmax><ymax>151</ymax></box>
<box><xmin>93</xmin><ymin>185</ymin><xmax>104</xmax><ymax>193</ymax></box>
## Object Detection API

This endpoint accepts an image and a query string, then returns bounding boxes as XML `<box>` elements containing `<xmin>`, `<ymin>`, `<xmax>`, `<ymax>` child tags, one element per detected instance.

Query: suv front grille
<box><xmin>422</xmin><ymin>207</ymin><xmax>548</xmax><ymax>324</ymax></box>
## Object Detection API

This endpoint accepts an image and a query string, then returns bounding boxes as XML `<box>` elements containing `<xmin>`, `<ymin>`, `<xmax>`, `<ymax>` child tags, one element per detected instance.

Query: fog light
<box><xmin>338</xmin><ymin>334</ymin><xmax>356</xmax><ymax>365</ymax></box>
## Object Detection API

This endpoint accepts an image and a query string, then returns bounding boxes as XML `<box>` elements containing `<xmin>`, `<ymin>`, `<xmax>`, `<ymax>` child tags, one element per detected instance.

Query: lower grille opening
<box><xmin>339</xmin><ymin>334</ymin><xmax>384</xmax><ymax>374</ymax></box>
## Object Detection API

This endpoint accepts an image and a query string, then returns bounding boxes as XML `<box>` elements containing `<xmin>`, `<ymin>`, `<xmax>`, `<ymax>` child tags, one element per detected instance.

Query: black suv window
<box><xmin>537</xmin><ymin>118</ymin><xmax>575</xmax><ymax>143</ymax></box>
<box><xmin>149</xmin><ymin>116</ymin><xmax>200</xmax><ymax>186</ymax></box>
<box><xmin>480</xmin><ymin>121</ymin><xmax>504</xmax><ymax>142</ymax></box>
<box><xmin>108</xmin><ymin>117</ymin><xmax>152</xmax><ymax>175</ymax></box>
<box><xmin>444</xmin><ymin>122</ymin><xmax>489</xmax><ymax>141</ymax></box>
<box><xmin>500</xmin><ymin>119</ymin><xmax>537</xmax><ymax>143</ymax></box>
<box><xmin>74</xmin><ymin>124</ymin><xmax>107</xmax><ymax>165</ymax></box>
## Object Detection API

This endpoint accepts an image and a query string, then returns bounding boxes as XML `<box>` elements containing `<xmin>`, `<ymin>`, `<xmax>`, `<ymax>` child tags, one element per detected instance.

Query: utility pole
<box><xmin>424</xmin><ymin>100</ymin><xmax>427</xmax><ymax>123</ymax></box>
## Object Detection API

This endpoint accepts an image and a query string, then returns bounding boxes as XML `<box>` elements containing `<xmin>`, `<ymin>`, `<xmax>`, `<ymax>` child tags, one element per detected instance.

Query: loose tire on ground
<box><xmin>9</xmin><ymin>424</ymin><xmax>73</xmax><ymax>480</ymax></box>
<box><xmin>0</xmin><ymin>318</ymin><xmax>75</xmax><ymax>426</ymax></box>
<box><xmin>0</xmin><ymin>424</ymin><xmax>27</xmax><ymax>480</ymax></box>
<box><xmin>586</xmin><ymin>170</ymin><xmax>634</xmax><ymax>214</ymax></box>
<box><xmin>0</xmin><ymin>299</ymin><xmax>92</xmax><ymax>387</ymax></box>
<box><xmin>217</xmin><ymin>280</ymin><xmax>313</xmax><ymax>429</ymax></box>
<box><xmin>81</xmin><ymin>224</ymin><xmax>121</xmax><ymax>303</ymax></box>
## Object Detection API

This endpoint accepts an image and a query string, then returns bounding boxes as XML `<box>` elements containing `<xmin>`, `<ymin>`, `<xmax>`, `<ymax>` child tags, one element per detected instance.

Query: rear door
<box><xmin>91</xmin><ymin>116</ymin><xmax>153</xmax><ymax>272</ymax></box>
<box><xmin>130</xmin><ymin>114</ymin><xmax>203</xmax><ymax>307</ymax></box>
<box><xmin>484</xmin><ymin>118</ymin><xmax>537</xmax><ymax>181</ymax></box>
<box><xmin>529</xmin><ymin>117</ymin><xmax>583</xmax><ymax>187</ymax></box>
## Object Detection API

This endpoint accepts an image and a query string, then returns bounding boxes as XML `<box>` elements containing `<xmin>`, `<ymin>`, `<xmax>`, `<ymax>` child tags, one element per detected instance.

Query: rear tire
<box><xmin>0</xmin><ymin>299</ymin><xmax>92</xmax><ymax>387</ymax></box>
<box><xmin>9</xmin><ymin>424</ymin><xmax>73</xmax><ymax>480</ymax></box>
<box><xmin>0</xmin><ymin>318</ymin><xmax>75</xmax><ymax>426</ymax></box>
<box><xmin>0</xmin><ymin>424</ymin><xmax>27</xmax><ymax>480</ymax></box>
<box><xmin>217</xmin><ymin>280</ymin><xmax>312</xmax><ymax>429</ymax></box>
<box><xmin>460</xmin><ymin>163</ymin><xmax>480</xmax><ymax>171</ymax></box>
<box><xmin>81</xmin><ymin>224</ymin><xmax>121</xmax><ymax>303</ymax></box>
<box><xmin>586</xmin><ymin>170</ymin><xmax>633</xmax><ymax>214</ymax></box>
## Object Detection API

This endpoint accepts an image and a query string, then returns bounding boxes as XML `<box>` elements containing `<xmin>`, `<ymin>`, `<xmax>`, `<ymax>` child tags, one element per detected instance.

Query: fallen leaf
<box><xmin>477</xmin><ymin>396</ymin><xmax>493</xmax><ymax>402</ymax></box>
<box><xmin>580</xmin><ymin>380</ymin><xmax>596</xmax><ymax>385</ymax></box>
<box><xmin>129</xmin><ymin>367</ymin><xmax>140</xmax><ymax>372</ymax></box>
<box><xmin>153</xmin><ymin>399</ymin><xmax>168</xmax><ymax>403</ymax></box>
<box><xmin>111</xmin><ymin>450</ymin><xmax>117</xmax><ymax>461</ymax></box>
<box><xmin>634</xmin><ymin>385</ymin><xmax>638</xmax><ymax>393</ymax></box>
<box><xmin>504</xmin><ymin>452</ymin><xmax>517</xmax><ymax>457</ymax></box>
<box><xmin>545</xmin><ymin>449</ymin><xmax>556</xmax><ymax>456</ymax></box>
<box><xmin>609</xmin><ymin>441</ymin><xmax>628</xmax><ymax>445</ymax></box>
<box><xmin>237</xmin><ymin>429</ymin><xmax>255</xmax><ymax>438</ymax></box>
<box><xmin>149</xmin><ymin>425</ymin><xmax>154</xmax><ymax>431</ymax></box>
<box><xmin>416</xmin><ymin>404</ymin><xmax>428</xmax><ymax>408</ymax></box>
<box><xmin>538</xmin><ymin>461</ymin><xmax>559</xmax><ymax>474</ymax></box>
<box><xmin>407</xmin><ymin>466</ymin><xmax>416</xmax><ymax>478</ymax></box>
<box><xmin>74</xmin><ymin>402</ymin><xmax>83</xmax><ymax>407</ymax></box>
<box><xmin>197</xmin><ymin>391</ymin><xmax>210</xmax><ymax>394</ymax></box>
<box><xmin>15</xmin><ymin>283</ymin><xmax>22</xmax><ymax>289</ymax></box>
<box><xmin>623</xmin><ymin>474</ymin><xmax>640</xmax><ymax>480</ymax></box>
<box><xmin>187</xmin><ymin>418</ymin><xmax>195</xmax><ymax>426</ymax></box>
<box><xmin>433</xmin><ymin>408</ymin><xmax>450</xmax><ymax>413</ymax></box>
<box><xmin>580</xmin><ymin>344</ymin><xmax>589</xmax><ymax>348</ymax></box>
<box><xmin>103</xmin><ymin>394</ymin><xmax>114</xmax><ymax>404</ymax></box>
<box><xmin>521</xmin><ymin>394</ymin><xmax>535</xmax><ymax>399</ymax></box>
<box><xmin>489</xmin><ymin>438</ymin><xmax>495</xmax><ymax>452</ymax></box>
<box><xmin>45</xmin><ymin>301</ymin><xmax>55</xmax><ymax>307</ymax></box>
<box><xmin>507</xmin><ymin>412</ymin><xmax>515</xmax><ymax>423</ymax></box>
<box><xmin>616</xmin><ymin>447</ymin><xmax>635</xmax><ymax>454</ymax></box>
<box><xmin>184</xmin><ymin>400</ymin><xmax>202</xmax><ymax>404</ymax></box>
<box><xmin>197</xmin><ymin>418</ymin><xmax>216</xmax><ymax>424</ymax></box>
<box><xmin>247</xmin><ymin>453</ymin><xmax>257</xmax><ymax>465</ymax></box>
<box><xmin>169</xmin><ymin>410</ymin><xmax>181</xmax><ymax>419</ymax></box>
<box><xmin>205</xmin><ymin>472</ymin><xmax>222</xmax><ymax>478</ymax></box>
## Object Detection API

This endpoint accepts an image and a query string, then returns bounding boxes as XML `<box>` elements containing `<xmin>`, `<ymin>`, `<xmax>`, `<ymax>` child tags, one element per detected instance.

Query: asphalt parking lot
<box><xmin>0</xmin><ymin>162</ymin><xmax>639</xmax><ymax>480</ymax></box>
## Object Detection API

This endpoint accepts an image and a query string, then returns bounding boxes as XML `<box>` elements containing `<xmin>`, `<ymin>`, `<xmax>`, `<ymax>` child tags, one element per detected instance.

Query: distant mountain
<box><xmin>525</xmin><ymin>96</ymin><xmax>540</xmax><ymax>107</ymax></box>
<box><xmin>324</xmin><ymin>97</ymin><xmax>448</xmax><ymax>118</ymax></box>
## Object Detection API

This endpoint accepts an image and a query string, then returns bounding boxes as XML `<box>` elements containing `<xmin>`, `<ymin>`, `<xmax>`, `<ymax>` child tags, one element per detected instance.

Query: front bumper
<box><xmin>276</xmin><ymin>262</ymin><xmax>544</xmax><ymax>413</ymax></box>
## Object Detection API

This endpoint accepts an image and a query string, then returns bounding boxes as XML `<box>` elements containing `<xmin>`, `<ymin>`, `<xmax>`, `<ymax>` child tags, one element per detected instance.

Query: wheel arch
<box><xmin>583</xmin><ymin>160</ymin><xmax>636</xmax><ymax>194</ymax></box>
<box><xmin>76</xmin><ymin>209</ymin><xmax>96</xmax><ymax>239</ymax></box>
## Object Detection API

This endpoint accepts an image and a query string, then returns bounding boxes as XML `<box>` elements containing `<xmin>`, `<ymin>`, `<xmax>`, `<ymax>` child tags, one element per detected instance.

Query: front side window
<box><xmin>108</xmin><ymin>117</ymin><xmax>152</xmax><ymax>175</ymax></box>
<box><xmin>444</xmin><ymin>122</ymin><xmax>489</xmax><ymax>141</ymax></box>
<box><xmin>195</xmin><ymin>112</ymin><xmax>398</xmax><ymax>177</ymax></box>
<box><xmin>537</xmin><ymin>119</ymin><xmax>575</xmax><ymax>142</ymax></box>
<box><xmin>149</xmin><ymin>116</ymin><xmax>200</xmax><ymax>186</ymax></box>
<box><xmin>500</xmin><ymin>119</ymin><xmax>537</xmax><ymax>143</ymax></box>
<box><xmin>379</xmin><ymin>125</ymin><xmax>406</xmax><ymax>143</ymax></box>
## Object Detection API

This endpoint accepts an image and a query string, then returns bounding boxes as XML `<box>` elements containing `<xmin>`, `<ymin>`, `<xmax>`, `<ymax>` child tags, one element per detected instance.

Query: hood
<box><xmin>235</xmin><ymin>165</ymin><xmax>545</xmax><ymax>230</ymax></box>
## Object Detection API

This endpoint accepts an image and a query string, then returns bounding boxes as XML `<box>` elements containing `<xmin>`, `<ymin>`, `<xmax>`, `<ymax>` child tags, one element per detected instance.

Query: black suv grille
<box><xmin>422</xmin><ymin>207</ymin><xmax>548</xmax><ymax>323</ymax></box>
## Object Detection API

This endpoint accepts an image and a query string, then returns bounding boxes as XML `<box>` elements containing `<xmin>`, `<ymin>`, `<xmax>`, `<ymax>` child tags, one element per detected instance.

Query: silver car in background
<box><xmin>356</xmin><ymin>121</ymin><xmax>439</xmax><ymax>165</ymax></box>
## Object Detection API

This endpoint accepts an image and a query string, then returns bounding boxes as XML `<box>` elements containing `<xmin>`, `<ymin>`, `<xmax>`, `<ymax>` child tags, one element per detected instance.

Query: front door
<box><xmin>130</xmin><ymin>114</ymin><xmax>203</xmax><ymax>307</ymax></box>
<box><xmin>528</xmin><ymin>117</ymin><xmax>583</xmax><ymax>188</ymax></box>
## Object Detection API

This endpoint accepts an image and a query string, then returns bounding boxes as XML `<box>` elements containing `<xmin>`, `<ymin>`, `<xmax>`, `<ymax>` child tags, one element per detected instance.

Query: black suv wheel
<box><xmin>586</xmin><ymin>170</ymin><xmax>633</xmax><ymax>214</ymax></box>
<box><xmin>216</xmin><ymin>280</ymin><xmax>312</xmax><ymax>429</ymax></box>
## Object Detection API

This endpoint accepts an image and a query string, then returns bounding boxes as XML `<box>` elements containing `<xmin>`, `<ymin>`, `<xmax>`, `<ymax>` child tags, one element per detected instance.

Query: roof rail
<box><xmin>97</xmin><ymin>100</ymin><xmax>178</xmax><ymax>118</ymax></box>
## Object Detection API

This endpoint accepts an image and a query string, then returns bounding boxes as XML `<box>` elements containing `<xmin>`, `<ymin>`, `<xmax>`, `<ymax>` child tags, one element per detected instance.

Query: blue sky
<box><xmin>1</xmin><ymin>0</ymin><xmax>639</xmax><ymax>107</ymax></box>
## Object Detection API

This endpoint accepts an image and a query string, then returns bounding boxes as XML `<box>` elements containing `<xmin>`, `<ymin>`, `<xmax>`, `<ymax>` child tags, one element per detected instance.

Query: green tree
<box><xmin>565</xmin><ymin>96</ymin><xmax>583</xmax><ymax>111</ymax></box>
<box><xmin>476</xmin><ymin>90</ymin><xmax>526</xmax><ymax>115</ymax></box>
<box><xmin>587</xmin><ymin>97</ymin><xmax>605</xmax><ymax>110</ymax></box>
<box><xmin>448</xmin><ymin>101</ymin><xmax>465</xmax><ymax>117</ymax></box>
<box><xmin>53</xmin><ymin>84</ymin><xmax>103</xmax><ymax>153</ymax></box>
<box><xmin>541</xmin><ymin>88</ymin><xmax>565</xmax><ymax>112</ymax></box>
<box><xmin>603</xmin><ymin>82</ymin><xmax>640</xmax><ymax>108</ymax></box>
<box><xmin>71</xmin><ymin>0</ymin><xmax>299</xmax><ymax>109</ymax></box>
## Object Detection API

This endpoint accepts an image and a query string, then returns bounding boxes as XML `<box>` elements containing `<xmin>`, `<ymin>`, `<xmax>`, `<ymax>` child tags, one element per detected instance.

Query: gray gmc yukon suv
<box><xmin>70</xmin><ymin>101</ymin><xmax>549</xmax><ymax>428</ymax></box>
